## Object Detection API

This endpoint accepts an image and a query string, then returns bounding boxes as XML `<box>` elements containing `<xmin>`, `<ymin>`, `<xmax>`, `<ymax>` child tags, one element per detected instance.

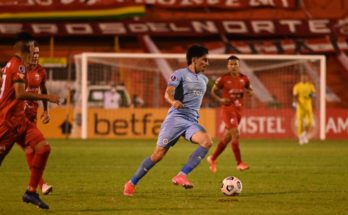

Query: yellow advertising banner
<box><xmin>88</xmin><ymin>108</ymin><xmax>216</xmax><ymax>139</ymax></box>
<box><xmin>37</xmin><ymin>107</ymin><xmax>216</xmax><ymax>139</ymax></box>
<box><xmin>36</xmin><ymin>107</ymin><xmax>75</xmax><ymax>139</ymax></box>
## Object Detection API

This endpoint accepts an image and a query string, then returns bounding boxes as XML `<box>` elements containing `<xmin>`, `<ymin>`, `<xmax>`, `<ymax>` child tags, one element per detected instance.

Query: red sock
<box><xmin>29</xmin><ymin>144</ymin><xmax>51</xmax><ymax>191</ymax></box>
<box><xmin>212</xmin><ymin>140</ymin><xmax>228</xmax><ymax>160</ymax></box>
<box><xmin>231</xmin><ymin>140</ymin><xmax>242</xmax><ymax>164</ymax></box>
<box><xmin>25</xmin><ymin>147</ymin><xmax>34</xmax><ymax>169</ymax></box>
<box><xmin>25</xmin><ymin>147</ymin><xmax>46</xmax><ymax>188</ymax></box>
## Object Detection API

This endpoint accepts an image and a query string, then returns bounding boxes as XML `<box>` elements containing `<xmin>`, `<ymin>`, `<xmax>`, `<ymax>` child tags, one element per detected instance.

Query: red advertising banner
<box><xmin>0</xmin><ymin>1</ymin><xmax>145</xmax><ymax>21</ymax></box>
<box><xmin>0</xmin><ymin>19</ymin><xmax>347</xmax><ymax>37</ymax></box>
<box><xmin>0</xmin><ymin>0</ymin><xmax>139</xmax><ymax>12</ymax></box>
<box><xmin>216</xmin><ymin>108</ymin><xmax>348</xmax><ymax>140</ymax></box>
<box><xmin>0</xmin><ymin>0</ymin><xmax>297</xmax><ymax>11</ymax></box>
<box><xmin>216</xmin><ymin>109</ymin><xmax>297</xmax><ymax>139</ymax></box>
<box><xmin>326</xmin><ymin>109</ymin><xmax>348</xmax><ymax>139</ymax></box>
<box><xmin>136</xmin><ymin>0</ymin><xmax>298</xmax><ymax>9</ymax></box>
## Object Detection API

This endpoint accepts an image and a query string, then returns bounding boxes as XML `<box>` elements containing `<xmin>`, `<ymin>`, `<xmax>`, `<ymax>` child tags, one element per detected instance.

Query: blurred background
<box><xmin>0</xmin><ymin>0</ymin><xmax>347</xmax><ymax>140</ymax></box>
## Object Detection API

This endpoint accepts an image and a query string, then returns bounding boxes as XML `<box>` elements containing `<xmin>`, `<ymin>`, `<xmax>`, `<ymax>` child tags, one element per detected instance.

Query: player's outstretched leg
<box><xmin>123</xmin><ymin>157</ymin><xmax>155</xmax><ymax>196</ymax></box>
<box><xmin>25</xmin><ymin>147</ymin><xmax>53</xmax><ymax>195</ymax></box>
<box><xmin>123</xmin><ymin>181</ymin><xmax>136</xmax><ymax>196</ymax></box>
<box><xmin>25</xmin><ymin>142</ymin><xmax>51</xmax><ymax>208</ymax></box>
<box><xmin>174</xmin><ymin>132</ymin><xmax>211</xmax><ymax>189</ymax></box>
<box><xmin>232</xmin><ymin>140</ymin><xmax>249</xmax><ymax>171</ymax></box>
<box><xmin>22</xmin><ymin>190</ymin><xmax>49</xmax><ymax>209</ymax></box>
<box><xmin>206</xmin><ymin>155</ymin><xmax>217</xmax><ymax>173</ymax></box>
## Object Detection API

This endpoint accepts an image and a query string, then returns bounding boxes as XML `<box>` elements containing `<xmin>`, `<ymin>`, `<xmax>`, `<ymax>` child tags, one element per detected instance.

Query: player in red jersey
<box><xmin>15</xmin><ymin>41</ymin><xmax>53</xmax><ymax>195</ymax></box>
<box><xmin>0</xmin><ymin>33</ymin><xmax>59</xmax><ymax>209</ymax></box>
<box><xmin>207</xmin><ymin>55</ymin><xmax>252</xmax><ymax>173</ymax></box>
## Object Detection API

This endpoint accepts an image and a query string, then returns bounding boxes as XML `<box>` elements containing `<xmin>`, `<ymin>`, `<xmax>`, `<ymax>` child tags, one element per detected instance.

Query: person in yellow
<box><xmin>293</xmin><ymin>73</ymin><xmax>315</xmax><ymax>145</ymax></box>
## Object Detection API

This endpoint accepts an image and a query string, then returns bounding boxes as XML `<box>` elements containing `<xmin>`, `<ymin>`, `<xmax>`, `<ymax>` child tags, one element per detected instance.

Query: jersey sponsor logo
<box><xmin>35</xmin><ymin>73</ymin><xmax>40</xmax><ymax>81</ymax></box>
<box><xmin>192</xmin><ymin>90</ymin><xmax>204</xmax><ymax>96</ymax></box>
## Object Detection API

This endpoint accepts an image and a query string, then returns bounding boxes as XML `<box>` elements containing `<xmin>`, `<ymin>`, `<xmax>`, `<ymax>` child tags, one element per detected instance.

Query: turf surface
<box><xmin>0</xmin><ymin>139</ymin><xmax>347</xmax><ymax>215</ymax></box>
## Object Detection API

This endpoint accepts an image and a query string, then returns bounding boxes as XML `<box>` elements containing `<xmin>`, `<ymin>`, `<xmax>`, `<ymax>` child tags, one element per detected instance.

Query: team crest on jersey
<box><xmin>240</xmin><ymin>79</ymin><xmax>245</xmax><ymax>84</ymax></box>
<box><xmin>170</xmin><ymin>75</ymin><xmax>177</xmax><ymax>81</ymax></box>
<box><xmin>162</xmin><ymin>138</ymin><xmax>169</xmax><ymax>146</ymax></box>
<box><xmin>18</xmin><ymin>65</ymin><xmax>26</xmax><ymax>74</ymax></box>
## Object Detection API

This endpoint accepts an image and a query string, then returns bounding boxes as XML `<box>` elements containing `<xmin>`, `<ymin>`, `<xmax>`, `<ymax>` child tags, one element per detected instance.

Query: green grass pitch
<box><xmin>0</xmin><ymin>139</ymin><xmax>347</xmax><ymax>215</ymax></box>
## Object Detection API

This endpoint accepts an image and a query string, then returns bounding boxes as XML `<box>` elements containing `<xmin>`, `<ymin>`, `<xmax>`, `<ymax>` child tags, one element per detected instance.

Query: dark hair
<box><xmin>15</xmin><ymin>32</ymin><xmax>33</xmax><ymax>44</ymax></box>
<box><xmin>186</xmin><ymin>45</ymin><xmax>208</xmax><ymax>65</ymax></box>
<box><xmin>227</xmin><ymin>55</ymin><xmax>240</xmax><ymax>61</ymax></box>
<box><xmin>14</xmin><ymin>32</ymin><xmax>34</xmax><ymax>53</ymax></box>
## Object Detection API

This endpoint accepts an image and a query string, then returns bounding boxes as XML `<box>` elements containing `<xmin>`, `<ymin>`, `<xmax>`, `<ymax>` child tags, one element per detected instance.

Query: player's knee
<box><xmin>35</xmin><ymin>144</ymin><xmax>51</xmax><ymax>156</ymax></box>
<box><xmin>223</xmin><ymin>133</ymin><xmax>232</xmax><ymax>143</ymax></box>
<box><xmin>201</xmin><ymin>137</ymin><xmax>213</xmax><ymax>149</ymax></box>
<box><xmin>25</xmin><ymin>146</ymin><xmax>34</xmax><ymax>155</ymax></box>
<box><xmin>231</xmin><ymin>129</ymin><xmax>239</xmax><ymax>140</ymax></box>
<box><xmin>151</xmin><ymin>148</ymin><xmax>167</xmax><ymax>163</ymax></box>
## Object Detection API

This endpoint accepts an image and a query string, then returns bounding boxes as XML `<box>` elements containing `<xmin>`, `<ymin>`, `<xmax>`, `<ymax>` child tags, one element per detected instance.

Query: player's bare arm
<box><xmin>245</xmin><ymin>84</ymin><xmax>253</xmax><ymax>96</ymax></box>
<box><xmin>14</xmin><ymin>82</ymin><xmax>60</xmax><ymax>104</ymax></box>
<box><xmin>211</xmin><ymin>84</ymin><xmax>231</xmax><ymax>105</ymax></box>
<box><xmin>164</xmin><ymin>86</ymin><xmax>183</xmax><ymax>109</ymax></box>
<box><xmin>39</xmin><ymin>80</ymin><xmax>50</xmax><ymax>124</ymax></box>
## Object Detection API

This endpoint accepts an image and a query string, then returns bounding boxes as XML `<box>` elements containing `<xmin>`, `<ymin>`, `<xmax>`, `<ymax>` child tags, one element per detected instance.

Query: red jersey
<box><xmin>25</xmin><ymin>64</ymin><xmax>47</xmax><ymax>122</ymax></box>
<box><xmin>215</xmin><ymin>73</ymin><xmax>250</xmax><ymax>113</ymax></box>
<box><xmin>0</xmin><ymin>56</ymin><xmax>27</xmax><ymax>128</ymax></box>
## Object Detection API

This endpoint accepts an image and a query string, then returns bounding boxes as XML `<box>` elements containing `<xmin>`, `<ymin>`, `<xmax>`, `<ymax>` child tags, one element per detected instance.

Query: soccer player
<box><xmin>0</xmin><ymin>34</ymin><xmax>60</xmax><ymax>209</ymax></box>
<box><xmin>123</xmin><ymin>45</ymin><xmax>212</xmax><ymax>196</ymax></box>
<box><xmin>16</xmin><ymin>41</ymin><xmax>53</xmax><ymax>195</ymax></box>
<box><xmin>207</xmin><ymin>55</ymin><xmax>252</xmax><ymax>173</ymax></box>
<box><xmin>293</xmin><ymin>73</ymin><xmax>315</xmax><ymax>145</ymax></box>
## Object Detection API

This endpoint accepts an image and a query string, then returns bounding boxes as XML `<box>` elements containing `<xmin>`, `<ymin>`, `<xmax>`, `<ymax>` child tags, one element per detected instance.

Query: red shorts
<box><xmin>221</xmin><ymin>108</ymin><xmax>241</xmax><ymax>129</ymax></box>
<box><xmin>0</xmin><ymin>118</ymin><xmax>45</xmax><ymax>165</ymax></box>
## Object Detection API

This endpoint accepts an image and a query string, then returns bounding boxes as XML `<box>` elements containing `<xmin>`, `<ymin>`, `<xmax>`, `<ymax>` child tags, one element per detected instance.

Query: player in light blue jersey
<box><xmin>123</xmin><ymin>45</ymin><xmax>212</xmax><ymax>196</ymax></box>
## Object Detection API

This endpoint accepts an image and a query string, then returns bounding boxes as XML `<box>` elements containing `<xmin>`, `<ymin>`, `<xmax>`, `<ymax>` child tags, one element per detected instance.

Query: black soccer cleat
<box><xmin>22</xmin><ymin>190</ymin><xmax>49</xmax><ymax>209</ymax></box>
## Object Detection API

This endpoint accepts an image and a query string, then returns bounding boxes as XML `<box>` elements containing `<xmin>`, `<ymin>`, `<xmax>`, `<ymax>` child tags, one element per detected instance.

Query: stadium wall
<box><xmin>37</xmin><ymin>107</ymin><xmax>348</xmax><ymax>140</ymax></box>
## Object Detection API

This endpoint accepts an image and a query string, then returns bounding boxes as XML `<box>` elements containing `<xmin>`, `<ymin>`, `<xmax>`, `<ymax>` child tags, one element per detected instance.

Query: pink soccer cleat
<box><xmin>172</xmin><ymin>174</ymin><xmax>194</xmax><ymax>189</ymax></box>
<box><xmin>123</xmin><ymin>181</ymin><xmax>136</xmax><ymax>196</ymax></box>
<box><xmin>236</xmin><ymin>162</ymin><xmax>249</xmax><ymax>171</ymax></box>
<box><xmin>207</xmin><ymin>155</ymin><xmax>217</xmax><ymax>173</ymax></box>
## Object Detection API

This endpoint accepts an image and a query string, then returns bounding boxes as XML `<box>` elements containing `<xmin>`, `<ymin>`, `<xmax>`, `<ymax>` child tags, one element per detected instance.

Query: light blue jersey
<box><xmin>157</xmin><ymin>68</ymin><xmax>208</xmax><ymax>148</ymax></box>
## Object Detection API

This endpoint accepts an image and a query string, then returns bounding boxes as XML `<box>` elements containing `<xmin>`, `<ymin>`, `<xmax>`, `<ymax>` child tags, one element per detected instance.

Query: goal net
<box><xmin>73</xmin><ymin>53</ymin><xmax>326</xmax><ymax>140</ymax></box>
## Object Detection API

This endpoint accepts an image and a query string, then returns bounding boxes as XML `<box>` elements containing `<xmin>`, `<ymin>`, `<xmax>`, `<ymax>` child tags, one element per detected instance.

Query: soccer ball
<box><xmin>221</xmin><ymin>176</ymin><xmax>243</xmax><ymax>196</ymax></box>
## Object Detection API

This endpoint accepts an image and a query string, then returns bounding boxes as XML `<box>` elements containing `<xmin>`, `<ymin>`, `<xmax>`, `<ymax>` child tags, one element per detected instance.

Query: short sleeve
<box><xmin>168</xmin><ymin>70</ymin><xmax>183</xmax><ymax>87</ymax></box>
<box><xmin>215</xmin><ymin>76</ymin><xmax>223</xmax><ymax>89</ymax></box>
<box><xmin>12</xmin><ymin>63</ymin><xmax>26</xmax><ymax>83</ymax></box>
<box><xmin>40</xmin><ymin>67</ymin><xmax>47</xmax><ymax>84</ymax></box>
<box><xmin>244</xmin><ymin>75</ymin><xmax>250</xmax><ymax>89</ymax></box>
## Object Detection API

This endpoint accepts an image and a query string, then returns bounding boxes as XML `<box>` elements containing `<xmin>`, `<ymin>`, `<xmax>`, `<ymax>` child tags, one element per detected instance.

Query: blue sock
<box><xmin>181</xmin><ymin>146</ymin><xmax>209</xmax><ymax>175</ymax></box>
<box><xmin>130</xmin><ymin>157</ymin><xmax>155</xmax><ymax>185</ymax></box>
